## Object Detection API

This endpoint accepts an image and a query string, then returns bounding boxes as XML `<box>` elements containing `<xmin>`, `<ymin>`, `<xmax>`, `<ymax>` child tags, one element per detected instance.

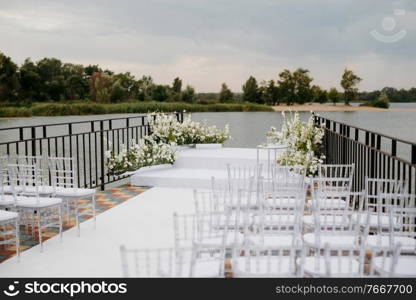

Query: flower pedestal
<box><xmin>195</xmin><ymin>143</ymin><xmax>223</xmax><ymax>149</ymax></box>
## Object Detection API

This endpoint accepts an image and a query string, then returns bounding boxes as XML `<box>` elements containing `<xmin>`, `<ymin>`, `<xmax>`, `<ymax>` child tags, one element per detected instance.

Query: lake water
<box><xmin>0</xmin><ymin>102</ymin><xmax>415</xmax><ymax>149</ymax></box>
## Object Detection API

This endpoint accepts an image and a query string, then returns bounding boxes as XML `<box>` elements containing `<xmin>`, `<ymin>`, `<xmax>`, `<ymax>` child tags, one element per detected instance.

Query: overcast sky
<box><xmin>1</xmin><ymin>0</ymin><xmax>415</xmax><ymax>92</ymax></box>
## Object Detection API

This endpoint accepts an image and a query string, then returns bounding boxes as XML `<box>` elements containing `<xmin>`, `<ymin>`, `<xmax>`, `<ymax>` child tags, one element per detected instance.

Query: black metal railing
<box><xmin>0</xmin><ymin>112</ymin><xmax>184</xmax><ymax>190</ymax></box>
<box><xmin>315</xmin><ymin>115</ymin><xmax>416</xmax><ymax>194</ymax></box>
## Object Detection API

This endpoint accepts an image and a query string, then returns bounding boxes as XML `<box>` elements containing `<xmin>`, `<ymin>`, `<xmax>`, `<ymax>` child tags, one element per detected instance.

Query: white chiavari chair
<box><xmin>8</xmin><ymin>164</ymin><xmax>63</xmax><ymax>251</ymax></box>
<box><xmin>119</xmin><ymin>246</ymin><xmax>225</xmax><ymax>278</ymax></box>
<box><xmin>364</xmin><ymin>196</ymin><xmax>416</xmax><ymax>254</ymax></box>
<box><xmin>303</xmin><ymin>191</ymin><xmax>364</xmax><ymax>249</ymax></box>
<box><xmin>368</xmin><ymin>244</ymin><xmax>416</xmax><ymax>277</ymax></box>
<box><xmin>48</xmin><ymin>157</ymin><xmax>96</xmax><ymax>236</ymax></box>
<box><xmin>298</xmin><ymin>243</ymin><xmax>366</xmax><ymax>277</ymax></box>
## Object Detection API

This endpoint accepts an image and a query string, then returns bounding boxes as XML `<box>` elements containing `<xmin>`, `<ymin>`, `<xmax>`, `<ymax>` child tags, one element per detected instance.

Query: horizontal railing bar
<box><xmin>315</xmin><ymin>115</ymin><xmax>416</xmax><ymax>146</ymax></box>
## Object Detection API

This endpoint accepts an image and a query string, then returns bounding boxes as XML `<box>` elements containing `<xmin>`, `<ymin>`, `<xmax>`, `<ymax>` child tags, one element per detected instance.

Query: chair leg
<box><xmin>38</xmin><ymin>217</ymin><xmax>43</xmax><ymax>252</ymax></box>
<box><xmin>75</xmin><ymin>205</ymin><xmax>80</xmax><ymax>237</ymax></box>
<box><xmin>92</xmin><ymin>195</ymin><xmax>96</xmax><ymax>228</ymax></box>
<box><xmin>59</xmin><ymin>205</ymin><xmax>63</xmax><ymax>242</ymax></box>
<box><xmin>15</xmin><ymin>219</ymin><xmax>20</xmax><ymax>262</ymax></box>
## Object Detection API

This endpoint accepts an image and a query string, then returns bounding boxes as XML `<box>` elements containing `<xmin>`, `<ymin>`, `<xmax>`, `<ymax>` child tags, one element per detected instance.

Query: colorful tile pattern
<box><xmin>0</xmin><ymin>185</ymin><xmax>147</xmax><ymax>263</ymax></box>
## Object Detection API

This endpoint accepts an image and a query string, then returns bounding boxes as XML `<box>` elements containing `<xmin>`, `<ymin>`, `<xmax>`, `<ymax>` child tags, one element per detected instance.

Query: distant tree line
<box><xmin>1</xmin><ymin>51</ymin><xmax>414</xmax><ymax>107</ymax></box>
<box><xmin>0</xmin><ymin>52</ymin><xmax>196</xmax><ymax>105</ymax></box>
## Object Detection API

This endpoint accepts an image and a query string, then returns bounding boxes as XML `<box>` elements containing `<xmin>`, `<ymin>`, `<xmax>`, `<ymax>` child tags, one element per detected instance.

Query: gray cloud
<box><xmin>0</xmin><ymin>0</ymin><xmax>415</xmax><ymax>91</ymax></box>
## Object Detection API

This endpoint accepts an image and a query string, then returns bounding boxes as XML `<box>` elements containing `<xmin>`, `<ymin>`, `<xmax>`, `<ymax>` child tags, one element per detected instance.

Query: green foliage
<box><xmin>218</xmin><ymin>83</ymin><xmax>234</xmax><ymax>103</ymax></box>
<box><xmin>261</xmin><ymin>80</ymin><xmax>280</xmax><ymax>106</ymax></box>
<box><xmin>278</xmin><ymin>68</ymin><xmax>313</xmax><ymax>105</ymax></box>
<box><xmin>0</xmin><ymin>52</ymin><xmax>20</xmax><ymax>102</ymax></box>
<box><xmin>242</xmin><ymin>76</ymin><xmax>262</xmax><ymax>104</ymax></box>
<box><xmin>328</xmin><ymin>87</ymin><xmax>340</xmax><ymax>105</ymax></box>
<box><xmin>340</xmin><ymin>68</ymin><xmax>362</xmax><ymax>105</ymax></box>
<box><xmin>0</xmin><ymin>101</ymin><xmax>272</xmax><ymax>117</ymax></box>
<box><xmin>182</xmin><ymin>85</ymin><xmax>195</xmax><ymax>103</ymax></box>
<box><xmin>360</xmin><ymin>91</ymin><xmax>390</xmax><ymax>109</ymax></box>
<box><xmin>311</xmin><ymin>85</ymin><xmax>328</xmax><ymax>104</ymax></box>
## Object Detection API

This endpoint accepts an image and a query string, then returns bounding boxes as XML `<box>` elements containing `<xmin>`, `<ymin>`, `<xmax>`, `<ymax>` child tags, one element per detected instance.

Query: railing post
<box><xmin>126</xmin><ymin>118</ymin><xmax>130</xmax><ymax>149</ymax></box>
<box><xmin>100</xmin><ymin>120</ymin><xmax>105</xmax><ymax>191</ymax></box>
<box><xmin>31</xmin><ymin>127</ymin><xmax>36</xmax><ymax>157</ymax></box>
<box><xmin>392</xmin><ymin>140</ymin><xmax>397</xmax><ymax>157</ymax></box>
<box><xmin>412</xmin><ymin>145</ymin><xmax>416</xmax><ymax>165</ymax></box>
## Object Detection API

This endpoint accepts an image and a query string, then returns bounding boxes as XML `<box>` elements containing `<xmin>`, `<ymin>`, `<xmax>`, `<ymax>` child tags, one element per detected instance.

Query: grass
<box><xmin>0</xmin><ymin>101</ymin><xmax>273</xmax><ymax>117</ymax></box>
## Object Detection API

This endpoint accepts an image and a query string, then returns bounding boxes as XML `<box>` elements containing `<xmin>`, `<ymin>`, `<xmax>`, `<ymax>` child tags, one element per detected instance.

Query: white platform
<box><xmin>0</xmin><ymin>187</ymin><xmax>195</xmax><ymax>277</ymax></box>
<box><xmin>131</xmin><ymin>147</ymin><xmax>282</xmax><ymax>188</ymax></box>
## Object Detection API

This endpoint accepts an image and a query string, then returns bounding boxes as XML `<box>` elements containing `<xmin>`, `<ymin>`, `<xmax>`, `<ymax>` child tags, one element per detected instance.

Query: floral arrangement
<box><xmin>147</xmin><ymin>113</ymin><xmax>230</xmax><ymax>145</ymax></box>
<box><xmin>269</xmin><ymin>112</ymin><xmax>325</xmax><ymax>176</ymax></box>
<box><xmin>106</xmin><ymin>112</ymin><xmax>230</xmax><ymax>174</ymax></box>
<box><xmin>106</xmin><ymin>137</ymin><xmax>176</xmax><ymax>175</ymax></box>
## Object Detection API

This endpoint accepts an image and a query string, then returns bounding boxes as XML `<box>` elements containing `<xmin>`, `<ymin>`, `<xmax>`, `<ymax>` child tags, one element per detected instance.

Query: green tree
<box><xmin>0</xmin><ymin>52</ymin><xmax>20</xmax><ymax>102</ymax></box>
<box><xmin>311</xmin><ymin>85</ymin><xmax>328</xmax><ymax>104</ymax></box>
<box><xmin>171</xmin><ymin>77</ymin><xmax>182</xmax><ymax>101</ymax></box>
<box><xmin>328</xmin><ymin>87</ymin><xmax>340</xmax><ymax>105</ymax></box>
<box><xmin>182</xmin><ymin>85</ymin><xmax>195</xmax><ymax>103</ymax></box>
<box><xmin>152</xmin><ymin>85</ymin><xmax>169</xmax><ymax>102</ymax></box>
<box><xmin>218</xmin><ymin>83</ymin><xmax>234</xmax><ymax>103</ymax></box>
<box><xmin>262</xmin><ymin>80</ymin><xmax>280</xmax><ymax>106</ymax></box>
<box><xmin>90</xmin><ymin>72</ymin><xmax>112</xmax><ymax>103</ymax></box>
<box><xmin>277</xmin><ymin>70</ymin><xmax>296</xmax><ymax>105</ymax></box>
<box><xmin>19</xmin><ymin>58</ymin><xmax>41</xmax><ymax>101</ymax></box>
<box><xmin>340</xmin><ymin>68</ymin><xmax>362</xmax><ymax>105</ymax></box>
<box><xmin>293</xmin><ymin>68</ymin><xmax>313</xmax><ymax>104</ymax></box>
<box><xmin>242</xmin><ymin>76</ymin><xmax>262</xmax><ymax>103</ymax></box>
<box><xmin>61</xmin><ymin>63</ymin><xmax>89</xmax><ymax>100</ymax></box>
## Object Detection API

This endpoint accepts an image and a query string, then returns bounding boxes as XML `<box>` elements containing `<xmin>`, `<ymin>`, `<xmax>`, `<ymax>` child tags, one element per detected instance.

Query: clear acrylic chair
<box><xmin>8</xmin><ymin>164</ymin><xmax>63</xmax><ymax>251</ymax></box>
<box><xmin>356</xmin><ymin>178</ymin><xmax>407</xmax><ymax>231</ymax></box>
<box><xmin>226</xmin><ymin>164</ymin><xmax>263</xmax><ymax>193</ymax></box>
<box><xmin>267</xmin><ymin>165</ymin><xmax>306</xmax><ymax>195</ymax></box>
<box><xmin>368</xmin><ymin>244</ymin><xmax>416</xmax><ymax>277</ymax></box>
<box><xmin>249</xmin><ymin>187</ymin><xmax>306</xmax><ymax>249</ymax></box>
<box><xmin>0</xmin><ymin>155</ymin><xmax>53</xmax><ymax>196</ymax></box>
<box><xmin>119</xmin><ymin>246</ymin><xmax>225</xmax><ymax>278</ymax></box>
<box><xmin>299</xmin><ymin>243</ymin><xmax>366</xmax><ymax>277</ymax></box>
<box><xmin>48</xmin><ymin>157</ymin><xmax>96</xmax><ymax>236</ymax></box>
<box><xmin>303</xmin><ymin>191</ymin><xmax>364</xmax><ymax>249</ymax></box>
<box><xmin>0</xmin><ymin>209</ymin><xmax>20</xmax><ymax>261</ymax></box>
<box><xmin>232</xmin><ymin>245</ymin><xmax>302</xmax><ymax>278</ymax></box>
<box><xmin>364</xmin><ymin>197</ymin><xmax>416</xmax><ymax>254</ymax></box>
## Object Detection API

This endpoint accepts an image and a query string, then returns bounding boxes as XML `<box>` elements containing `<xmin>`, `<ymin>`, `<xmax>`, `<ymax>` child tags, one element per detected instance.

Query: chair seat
<box><xmin>2</xmin><ymin>185</ymin><xmax>54</xmax><ymax>195</ymax></box>
<box><xmin>16</xmin><ymin>197</ymin><xmax>62</xmax><ymax>208</ymax></box>
<box><xmin>303</xmin><ymin>233</ymin><xmax>358</xmax><ymax>248</ymax></box>
<box><xmin>0</xmin><ymin>210</ymin><xmax>19</xmax><ymax>222</ymax></box>
<box><xmin>159</xmin><ymin>259</ymin><xmax>222</xmax><ymax>278</ymax></box>
<box><xmin>195</xmin><ymin>232</ymin><xmax>245</xmax><ymax>248</ymax></box>
<box><xmin>252</xmin><ymin>214</ymin><xmax>296</xmax><ymax>226</ymax></box>
<box><xmin>246</xmin><ymin>235</ymin><xmax>295</xmax><ymax>247</ymax></box>
<box><xmin>264</xmin><ymin>198</ymin><xmax>300</xmax><ymax>209</ymax></box>
<box><xmin>233</xmin><ymin>257</ymin><xmax>294</xmax><ymax>277</ymax></box>
<box><xmin>366</xmin><ymin>235</ymin><xmax>416</xmax><ymax>252</ymax></box>
<box><xmin>54</xmin><ymin>187</ymin><xmax>96</xmax><ymax>198</ymax></box>
<box><xmin>372</xmin><ymin>256</ymin><xmax>416</xmax><ymax>277</ymax></box>
<box><xmin>302</xmin><ymin>215</ymin><xmax>351</xmax><ymax>227</ymax></box>
<box><xmin>351</xmin><ymin>213</ymin><xmax>396</xmax><ymax>227</ymax></box>
<box><xmin>299</xmin><ymin>256</ymin><xmax>360</xmax><ymax>276</ymax></box>
<box><xmin>0</xmin><ymin>195</ymin><xmax>16</xmax><ymax>206</ymax></box>
<box><xmin>310</xmin><ymin>199</ymin><xmax>347</xmax><ymax>209</ymax></box>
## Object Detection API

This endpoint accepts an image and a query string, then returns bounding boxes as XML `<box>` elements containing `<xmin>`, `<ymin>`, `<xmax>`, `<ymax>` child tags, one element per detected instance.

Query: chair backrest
<box><xmin>365</xmin><ymin>177</ymin><xmax>406</xmax><ymax>205</ymax></box>
<box><xmin>318</xmin><ymin>164</ymin><xmax>355</xmax><ymax>180</ymax></box>
<box><xmin>48</xmin><ymin>157</ymin><xmax>77</xmax><ymax>189</ymax></box>
<box><xmin>7</xmin><ymin>164</ymin><xmax>42</xmax><ymax>200</ymax></box>
<box><xmin>173</xmin><ymin>213</ymin><xmax>197</xmax><ymax>250</ymax></box>
<box><xmin>268</xmin><ymin>165</ymin><xmax>306</xmax><ymax>192</ymax></box>
<box><xmin>232</xmin><ymin>245</ymin><xmax>300</xmax><ymax>277</ymax></box>
<box><xmin>194</xmin><ymin>189</ymin><xmax>228</xmax><ymax>215</ymax></box>
<box><xmin>313</xmin><ymin>176</ymin><xmax>352</xmax><ymax>200</ymax></box>
<box><xmin>322</xmin><ymin>244</ymin><xmax>366</xmax><ymax>277</ymax></box>
<box><xmin>226</xmin><ymin>164</ymin><xmax>263</xmax><ymax>192</ymax></box>
<box><xmin>120</xmin><ymin>246</ymin><xmax>197</xmax><ymax>277</ymax></box>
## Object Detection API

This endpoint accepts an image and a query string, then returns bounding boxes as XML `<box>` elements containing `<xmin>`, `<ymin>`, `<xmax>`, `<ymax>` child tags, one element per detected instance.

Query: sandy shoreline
<box><xmin>272</xmin><ymin>104</ymin><xmax>416</xmax><ymax>112</ymax></box>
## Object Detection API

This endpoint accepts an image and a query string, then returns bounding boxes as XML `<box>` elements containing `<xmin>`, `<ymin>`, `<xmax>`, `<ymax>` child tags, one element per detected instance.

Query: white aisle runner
<box><xmin>0</xmin><ymin>188</ymin><xmax>195</xmax><ymax>277</ymax></box>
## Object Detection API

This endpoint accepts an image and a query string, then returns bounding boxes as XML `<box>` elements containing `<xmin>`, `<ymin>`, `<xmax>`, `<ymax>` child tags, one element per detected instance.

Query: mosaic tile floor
<box><xmin>0</xmin><ymin>185</ymin><xmax>147</xmax><ymax>263</ymax></box>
